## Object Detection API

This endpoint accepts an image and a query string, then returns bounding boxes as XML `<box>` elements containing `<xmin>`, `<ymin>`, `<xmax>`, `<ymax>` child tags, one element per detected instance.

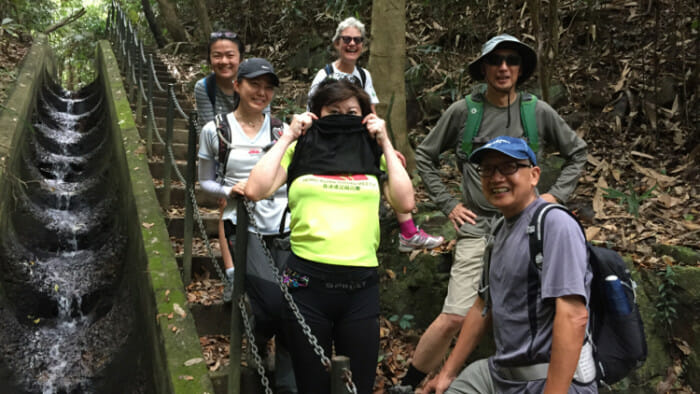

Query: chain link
<box><xmin>243</xmin><ymin>200</ymin><xmax>332</xmax><ymax>370</ymax></box>
<box><xmin>238</xmin><ymin>297</ymin><xmax>273</xmax><ymax>394</ymax></box>
<box><xmin>342</xmin><ymin>368</ymin><xmax>359</xmax><ymax>394</ymax></box>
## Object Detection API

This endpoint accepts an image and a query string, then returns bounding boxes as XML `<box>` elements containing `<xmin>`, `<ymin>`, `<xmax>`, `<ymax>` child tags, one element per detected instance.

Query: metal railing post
<box><xmin>182</xmin><ymin>112</ymin><xmax>197</xmax><ymax>285</ymax></box>
<box><xmin>228</xmin><ymin>198</ymin><xmax>249</xmax><ymax>394</ymax></box>
<box><xmin>135</xmin><ymin>41</ymin><xmax>144</xmax><ymax>126</ymax></box>
<box><xmin>162</xmin><ymin>84</ymin><xmax>174</xmax><ymax>209</ymax></box>
<box><xmin>146</xmin><ymin>54</ymin><xmax>154</xmax><ymax>158</ymax></box>
<box><xmin>331</xmin><ymin>356</ymin><xmax>353</xmax><ymax>394</ymax></box>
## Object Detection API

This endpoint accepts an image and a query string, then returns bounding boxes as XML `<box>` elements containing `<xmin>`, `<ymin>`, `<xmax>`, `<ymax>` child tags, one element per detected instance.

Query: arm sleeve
<box><xmin>415</xmin><ymin>100</ymin><xmax>468</xmax><ymax>216</ymax></box>
<box><xmin>194</xmin><ymin>79</ymin><xmax>215</xmax><ymax>127</ymax></box>
<box><xmin>538</xmin><ymin>101</ymin><xmax>588</xmax><ymax>203</ymax></box>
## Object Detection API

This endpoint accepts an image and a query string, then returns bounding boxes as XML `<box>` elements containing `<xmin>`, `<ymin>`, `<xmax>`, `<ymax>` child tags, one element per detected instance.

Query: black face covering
<box><xmin>286</xmin><ymin>114</ymin><xmax>384</xmax><ymax>187</ymax></box>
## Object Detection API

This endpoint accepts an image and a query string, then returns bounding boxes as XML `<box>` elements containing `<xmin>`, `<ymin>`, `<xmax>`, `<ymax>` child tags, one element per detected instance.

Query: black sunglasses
<box><xmin>339</xmin><ymin>35</ymin><xmax>363</xmax><ymax>44</ymax></box>
<box><xmin>210</xmin><ymin>31</ymin><xmax>238</xmax><ymax>40</ymax></box>
<box><xmin>484</xmin><ymin>53</ymin><xmax>522</xmax><ymax>66</ymax></box>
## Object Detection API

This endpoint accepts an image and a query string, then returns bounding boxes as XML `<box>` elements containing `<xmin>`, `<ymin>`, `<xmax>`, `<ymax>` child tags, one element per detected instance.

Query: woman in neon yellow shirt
<box><xmin>246</xmin><ymin>79</ymin><xmax>414</xmax><ymax>393</ymax></box>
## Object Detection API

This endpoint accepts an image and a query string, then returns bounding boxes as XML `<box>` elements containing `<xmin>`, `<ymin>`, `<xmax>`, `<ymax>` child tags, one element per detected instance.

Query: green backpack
<box><xmin>461</xmin><ymin>91</ymin><xmax>540</xmax><ymax>156</ymax></box>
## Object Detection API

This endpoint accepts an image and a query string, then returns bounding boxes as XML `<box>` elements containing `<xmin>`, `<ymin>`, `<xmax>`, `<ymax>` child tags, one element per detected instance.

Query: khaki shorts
<box><xmin>442</xmin><ymin>236</ymin><xmax>487</xmax><ymax>316</ymax></box>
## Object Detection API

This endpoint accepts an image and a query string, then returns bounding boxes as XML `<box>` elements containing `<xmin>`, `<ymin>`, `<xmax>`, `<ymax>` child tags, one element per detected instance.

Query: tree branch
<box><xmin>43</xmin><ymin>7</ymin><xmax>86</xmax><ymax>35</ymax></box>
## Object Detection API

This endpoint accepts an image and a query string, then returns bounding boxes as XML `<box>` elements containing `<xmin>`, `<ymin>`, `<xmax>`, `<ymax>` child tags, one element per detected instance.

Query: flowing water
<box><xmin>0</xmin><ymin>80</ymin><xmax>144</xmax><ymax>393</ymax></box>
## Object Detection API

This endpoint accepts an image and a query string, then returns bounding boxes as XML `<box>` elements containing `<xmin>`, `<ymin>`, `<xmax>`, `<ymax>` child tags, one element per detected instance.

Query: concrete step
<box><xmin>139</xmin><ymin>125</ymin><xmax>191</xmax><ymax>144</ymax></box>
<box><xmin>155</xmin><ymin>186</ymin><xmax>219</xmax><ymax>209</ymax></box>
<box><xmin>189</xmin><ymin>303</ymin><xmax>231</xmax><ymax>336</ymax></box>
<box><xmin>209</xmin><ymin>368</ymin><xmax>267</xmax><ymax>394</ymax></box>
<box><xmin>166</xmin><ymin>214</ymin><xmax>219</xmax><ymax>238</ymax></box>
<box><xmin>151</xmin><ymin>141</ymin><xmax>188</xmax><ymax>158</ymax></box>
<box><xmin>148</xmin><ymin>160</ymin><xmax>190</xmax><ymax>179</ymax></box>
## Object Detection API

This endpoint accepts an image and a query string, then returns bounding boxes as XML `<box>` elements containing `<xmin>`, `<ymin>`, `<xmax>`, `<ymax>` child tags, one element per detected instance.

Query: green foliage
<box><xmin>654</xmin><ymin>265</ymin><xmax>679</xmax><ymax>334</ymax></box>
<box><xmin>0</xmin><ymin>18</ymin><xmax>21</xmax><ymax>40</ymax></box>
<box><xmin>274</xmin><ymin>97</ymin><xmax>305</xmax><ymax>124</ymax></box>
<box><xmin>684</xmin><ymin>213</ymin><xmax>695</xmax><ymax>221</ymax></box>
<box><xmin>389</xmin><ymin>314</ymin><xmax>414</xmax><ymax>330</ymax></box>
<box><xmin>602</xmin><ymin>183</ymin><xmax>657</xmax><ymax>218</ymax></box>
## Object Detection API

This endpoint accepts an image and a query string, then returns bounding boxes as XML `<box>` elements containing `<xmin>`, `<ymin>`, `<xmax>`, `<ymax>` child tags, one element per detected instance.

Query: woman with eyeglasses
<box><xmin>245</xmin><ymin>79</ymin><xmax>415</xmax><ymax>394</ymax></box>
<box><xmin>198</xmin><ymin>58</ymin><xmax>297</xmax><ymax>393</ymax></box>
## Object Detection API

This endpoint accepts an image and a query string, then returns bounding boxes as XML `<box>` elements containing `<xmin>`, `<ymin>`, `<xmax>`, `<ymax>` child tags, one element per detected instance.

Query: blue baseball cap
<box><xmin>469</xmin><ymin>136</ymin><xmax>537</xmax><ymax>165</ymax></box>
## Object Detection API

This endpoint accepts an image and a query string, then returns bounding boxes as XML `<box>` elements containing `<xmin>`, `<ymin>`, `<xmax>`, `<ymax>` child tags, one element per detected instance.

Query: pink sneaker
<box><xmin>398</xmin><ymin>229</ymin><xmax>444</xmax><ymax>252</ymax></box>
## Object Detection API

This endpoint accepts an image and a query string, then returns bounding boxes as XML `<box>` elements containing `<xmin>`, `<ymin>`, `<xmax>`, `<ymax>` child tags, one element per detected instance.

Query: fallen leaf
<box><xmin>385</xmin><ymin>269</ymin><xmax>396</xmax><ymax>280</ymax></box>
<box><xmin>173</xmin><ymin>303</ymin><xmax>187</xmax><ymax>318</ymax></box>
<box><xmin>142</xmin><ymin>222</ymin><xmax>155</xmax><ymax>229</ymax></box>
<box><xmin>178</xmin><ymin>375</ymin><xmax>194</xmax><ymax>381</ymax></box>
<box><xmin>184</xmin><ymin>357</ymin><xmax>204</xmax><ymax>366</ymax></box>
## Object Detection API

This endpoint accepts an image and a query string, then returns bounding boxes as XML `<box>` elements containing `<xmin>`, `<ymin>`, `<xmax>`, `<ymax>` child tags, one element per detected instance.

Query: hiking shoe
<box><xmin>398</xmin><ymin>229</ymin><xmax>444</xmax><ymax>252</ymax></box>
<box><xmin>386</xmin><ymin>385</ymin><xmax>414</xmax><ymax>394</ymax></box>
<box><xmin>223</xmin><ymin>270</ymin><xmax>235</xmax><ymax>303</ymax></box>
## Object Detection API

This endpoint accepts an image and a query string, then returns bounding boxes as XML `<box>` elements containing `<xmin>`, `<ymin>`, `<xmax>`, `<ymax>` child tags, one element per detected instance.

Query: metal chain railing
<box><xmin>107</xmin><ymin>2</ymin><xmax>358</xmax><ymax>392</ymax></box>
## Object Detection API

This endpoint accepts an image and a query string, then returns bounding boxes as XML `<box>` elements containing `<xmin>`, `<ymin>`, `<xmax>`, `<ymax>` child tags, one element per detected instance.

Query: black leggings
<box><xmin>281</xmin><ymin>255</ymin><xmax>380</xmax><ymax>394</ymax></box>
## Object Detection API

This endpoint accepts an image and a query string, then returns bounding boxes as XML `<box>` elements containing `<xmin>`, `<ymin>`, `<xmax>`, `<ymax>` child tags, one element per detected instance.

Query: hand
<box><xmin>421</xmin><ymin>372</ymin><xmax>455</xmax><ymax>394</ymax></box>
<box><xmin>540</xmin><ymin>193</ymin><xmax>558</xmax><ymax>203</ymax></box>
<box><xmin>288</xmin><ymin>112</ymin><xmax>317</xmax><ymax>140</ymax></box>
<box><xmin>230</xmin><ymin>180</ymin><xmax>247</xmax><ymax>196</ymax></box>
<box><xmin>448</xmin><ymin>203</ymin><xmax>477</xmax><ymax>231</ymax></box>
<box><xmin>362</xmin><ymin>113</ymin><xmax>390</xmax><ymax>148</ymax></box>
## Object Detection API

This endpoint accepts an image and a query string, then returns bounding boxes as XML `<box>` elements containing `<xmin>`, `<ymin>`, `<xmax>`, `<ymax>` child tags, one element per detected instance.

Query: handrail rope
<box><xmin>111</xmin><ymin>3</ymin><xmax>226</xmax><ymax>287</ymax></box>
<box><xmin>169</xmin><ymin>86</ymin><xmax>190</xmax><ymax>120</ymax></box>
<box><xmin>242</xmin><ymin>200</ymin><xmax>333</xmax><ymax>370</ymax></box>
<box><xmin>149</xmin><ymin>57</ymin><xmax>166</xmax><ymax>92</ymax></box>
<box><xmin>238</xmin><ymin>296</ymin><xmax>274</xmax><ymax>394</ymax></box>
<box><xmin>139</xmin><ymin>79</ymin><xmax>148</xmax><ymax>102</ymax></box>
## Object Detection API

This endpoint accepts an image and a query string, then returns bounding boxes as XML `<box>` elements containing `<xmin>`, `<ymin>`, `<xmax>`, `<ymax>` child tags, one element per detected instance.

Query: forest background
<box><xmin>0</xmin><ymin>0</ymin><xmax>698</xmax><ymax>391</ymax></box>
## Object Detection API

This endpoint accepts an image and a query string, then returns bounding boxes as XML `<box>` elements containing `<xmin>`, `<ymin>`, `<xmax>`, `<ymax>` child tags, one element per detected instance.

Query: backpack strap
<box><xmin>214</xmin><ymin>113</ymin><xmax>232</xmax><ymax>184</ymax></box>
<box><xmin>520</xmin><ymin>93</ymin><xmax>539</xmax><ymax>153</ymax></box>
<box><xmin>324</xmin><ymin>63</ymin><xmax>333</xmax><ymax>77</ymax></box>
<box><xmin>357</xmin><ymin>67</ymin><xmax>367</xmax><ymax>88</ymax></box>
<box><xmin>204</xmin><ymin>73</ymin><xmax>217</xmax><ymax>109</ymax></box>
<box><xmin>461</xmin><ymin>93</ymin><xmax>484</xmax><ymax>156</ymax></box>
<box><xmin>526</xmin><ymin>202</ymin><xmax>587</xmax><ymax>359</ymax></box>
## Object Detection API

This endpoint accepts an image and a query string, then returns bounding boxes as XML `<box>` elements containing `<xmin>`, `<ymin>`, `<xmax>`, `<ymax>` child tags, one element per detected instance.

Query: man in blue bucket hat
<box><xmin>393</xmin><ymin>34</ymin><xmax>588</xmax><ymax>392</ymax></box>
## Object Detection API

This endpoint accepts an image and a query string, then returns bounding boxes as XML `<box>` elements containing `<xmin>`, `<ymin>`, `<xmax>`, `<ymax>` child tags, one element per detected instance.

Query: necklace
<box><xmin>235</xmin><ymin>112</ymin><xmax>261</xmax><ymax>128</ymax></box>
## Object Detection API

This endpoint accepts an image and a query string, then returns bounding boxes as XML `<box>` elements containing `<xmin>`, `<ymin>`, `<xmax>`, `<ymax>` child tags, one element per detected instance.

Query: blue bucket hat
<box><xmin>468</xmin><ymin>34</ymin><xmax>537</xmax><ymax>85</ymax></box>
<box><xmin>469</xmin><ymin>136</ymin><xmax>537</xmax><ymax>165</ymax></box>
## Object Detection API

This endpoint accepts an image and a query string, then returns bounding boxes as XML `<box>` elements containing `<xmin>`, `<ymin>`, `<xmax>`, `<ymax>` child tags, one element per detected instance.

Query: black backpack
<box><xmin>482</xmin><ymin>203</ymin><xmax>647</xmax><ymax>387</ymax></box>
<box><xmin>323</xmin><ymin>63</ymin><xmax>367</xmax><ymax>88</ymax></box>
<box><xmin>213</xmin><ymin>113</ymin><xmax>283</xmax><ymax>183</ymax></box>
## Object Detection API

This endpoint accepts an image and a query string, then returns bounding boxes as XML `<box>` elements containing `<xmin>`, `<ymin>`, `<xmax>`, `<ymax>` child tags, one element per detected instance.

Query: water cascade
<box><xmin>0</xmin><ymin>78</ymin><xmax>143</xmax><ymax>393</ymax></box>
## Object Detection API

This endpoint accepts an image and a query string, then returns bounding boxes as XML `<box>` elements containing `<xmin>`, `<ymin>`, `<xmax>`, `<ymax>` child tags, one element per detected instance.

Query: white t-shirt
<box><xmin>198</xmin><ymin>113</ymin><xmax>288</xmax><ymax>234</ymax></box>
<box><xmin>308</xmin><ymin>64</ymin><xmax>379</xmax><ymax>104</ymax></box>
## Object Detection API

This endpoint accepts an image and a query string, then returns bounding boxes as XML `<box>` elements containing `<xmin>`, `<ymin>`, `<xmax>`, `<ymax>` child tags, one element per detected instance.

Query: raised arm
<box><xmin>245</xmin><ymin>113</ymin><xmax>315</xmax><ymax>201</ymax></box>
<box><xmin>364</xmin><ymin>113</ymin><xmax>415</xmax><ymax>213</ymax></box>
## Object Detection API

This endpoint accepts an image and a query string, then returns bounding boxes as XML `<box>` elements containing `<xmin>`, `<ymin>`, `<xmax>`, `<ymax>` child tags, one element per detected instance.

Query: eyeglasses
<box><xmin>484</xmin><ymin>53</ymin><xmax>522</xmax><ymax>66</ymax></box>
<box><xmin>477</xmin><ymin>162</ymin><xmax>532</xmax><ymax>177</ymax></box>
<box><xmin>210</xmin><ymin>31</ymin><xmax>238</xmax><ymax>40</ymax></box>
<box><xmin>339</xmin><ymin>35</ymin><xmax>363</xmax><ymax>45</ymax></box>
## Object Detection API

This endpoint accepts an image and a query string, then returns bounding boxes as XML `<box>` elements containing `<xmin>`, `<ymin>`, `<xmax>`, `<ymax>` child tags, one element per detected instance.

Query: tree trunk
<box><xmin>154</xmin><ymin>0</ymin><xmax>188</xmax><ymax>43</ymax></box>
<box><xmin>190</xmin><ymin>0</ymin><xmax>212</xmax><ymax>43</ymax></box>
<box><xmin>142</xmin><ymin>0</ymin><xmax>167</xmax><ymax>48</ymax></box>
<box><xmin>528</xmin><ymin>0</ymin><xmax>550</xmax><ymax>103</ymax></box>
<box><xmin>369</xmin><ymin>0</ymin><xmax>414</xmax><ymax>172</ymax></box>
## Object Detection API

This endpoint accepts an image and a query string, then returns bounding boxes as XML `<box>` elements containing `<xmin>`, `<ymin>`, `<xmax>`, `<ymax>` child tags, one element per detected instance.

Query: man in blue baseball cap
<box><xmin>421</xmin><ymin>136</ymin><xmax>595</xmax><ymax>393</ymax></box>
<box><xmin>393</xmin><ymin>33</ymin><xmax>588</xmax><ymax>392</ymax></box>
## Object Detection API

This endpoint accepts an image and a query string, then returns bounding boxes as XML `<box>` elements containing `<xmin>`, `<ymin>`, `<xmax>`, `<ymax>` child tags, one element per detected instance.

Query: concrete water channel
<box><xmin>0</xmin><ymin>36</ymin><xmax>213</xmax><ymax>393</ymax></box>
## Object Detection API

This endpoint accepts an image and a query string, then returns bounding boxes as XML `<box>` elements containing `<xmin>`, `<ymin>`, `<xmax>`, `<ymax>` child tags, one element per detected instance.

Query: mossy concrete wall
<box><xmin>96</xmin><ymin>40</ymin><xmax>213</xmax><ymax>393</ymax></box>
<box><xmin>0</xmin><ymin>34</ymin><xmax>55</xmax><ymax>300</ymax></box>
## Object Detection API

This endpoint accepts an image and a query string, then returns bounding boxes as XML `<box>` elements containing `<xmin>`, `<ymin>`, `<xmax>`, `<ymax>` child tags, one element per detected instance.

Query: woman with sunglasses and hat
<box><xmin>245</xmin><ymin>78</ymin><xmax>415</xmax><ymax>394</ymax></box>
<box><xmin>198</xmin><ymin>58</ymin><xmax>297</xmax><ymax>393</ymax></box>
<box><xmin>194</xmin><ymin>31</ymin><xmax>245</xmax><ymax>125</ymax></box>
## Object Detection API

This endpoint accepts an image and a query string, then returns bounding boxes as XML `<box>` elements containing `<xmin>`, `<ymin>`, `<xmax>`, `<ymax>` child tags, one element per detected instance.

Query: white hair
<box><xmin>332</xmin><ymin>17</ymin><xmax>366</xmax><ymax>43</ymax></box>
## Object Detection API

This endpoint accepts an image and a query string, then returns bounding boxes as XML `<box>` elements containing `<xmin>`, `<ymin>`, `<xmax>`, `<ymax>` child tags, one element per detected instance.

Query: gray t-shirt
<box><xmin>415</xmin><ymin>92</ymin><xmax>588</xmax><ymax>237</ymax></box>
<box><xmin>487</xmin><ymin>198</ymin><xmax>595</xmax><ymax>393</ymax></box>
<box><xmin>194</xmin><ymin>77</ymin><xmax>238</xmax><ymax>127</ymax></box>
